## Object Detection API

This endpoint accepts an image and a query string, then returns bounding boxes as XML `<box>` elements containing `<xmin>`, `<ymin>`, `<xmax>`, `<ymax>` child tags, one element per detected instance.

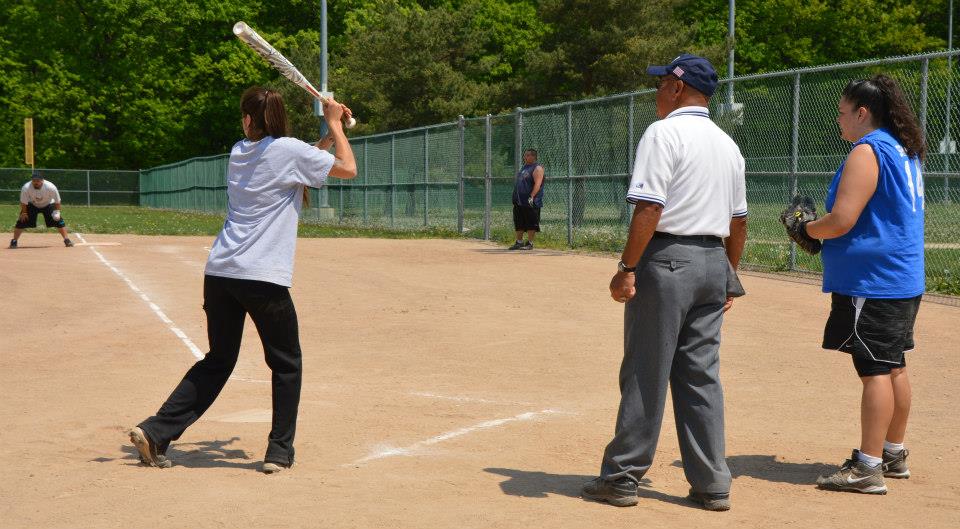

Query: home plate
<box><xmin>211</xmin><ymin>409</ymin><xmax>272</xmax><ymax>423</ymax></box>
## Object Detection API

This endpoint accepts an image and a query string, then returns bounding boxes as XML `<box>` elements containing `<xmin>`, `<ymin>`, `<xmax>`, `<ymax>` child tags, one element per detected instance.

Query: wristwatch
<box><xmin>618</xmin><ymin>260</ymin><xmax>637</xmax><ymax>273</ymax></box>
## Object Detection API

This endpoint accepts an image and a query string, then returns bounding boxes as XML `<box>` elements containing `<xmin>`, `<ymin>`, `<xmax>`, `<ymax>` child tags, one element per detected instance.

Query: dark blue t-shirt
<box><xmin>513</xmin><ymin>163</ymin><xmax>544</xmax><ymax>207</ymax></box>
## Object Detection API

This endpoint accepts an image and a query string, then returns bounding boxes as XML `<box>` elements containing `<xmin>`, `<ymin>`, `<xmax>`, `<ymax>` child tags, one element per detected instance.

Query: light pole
<box><xmin>945</xmin><ymin>0</ymin><xmax>954</xmax><ymax>202</ymax></box>
<box><xmin>727</xmin><ymin>0</ymin><xmax>735</xmax><ymax>105</ymax></box>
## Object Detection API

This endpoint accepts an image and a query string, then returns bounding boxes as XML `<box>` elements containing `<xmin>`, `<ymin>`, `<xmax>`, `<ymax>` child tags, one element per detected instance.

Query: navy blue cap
<box><xmin>31</xmin><ymin>170</ymin><xmax>43</xmax><ymax>179</ymax></box>
<box><xmin>646</xmin><ymin>54</ymin><xmax>719</xmax><ymax>97</ymax></box>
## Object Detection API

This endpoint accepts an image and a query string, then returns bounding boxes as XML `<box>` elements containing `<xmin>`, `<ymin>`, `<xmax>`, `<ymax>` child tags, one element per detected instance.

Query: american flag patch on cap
<box><xmin>672</xmin><ymin>66</ymin><xmax>685</xmax><ymax>77</ymax></box>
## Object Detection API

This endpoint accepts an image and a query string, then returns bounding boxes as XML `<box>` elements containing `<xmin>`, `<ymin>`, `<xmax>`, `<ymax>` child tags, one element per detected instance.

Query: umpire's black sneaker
<box><xmin>688</xmin><ymin>489</ymin><xmax>731</xmax><ymax>511</ymax></box>
<box><xmin>64</xmin><ymin>238</ymin><xmax>74</xmax><ymax>247</ymax></box>
<box><xmin>508</xmin><ymin>240</ymin><xmax>525</xmax><ymax>250</ymax></box>
<box><xmin>8</xmin><ymin>239</ymin><xmax>16</xmax><ymax>249</ymax></box>
<box><xmin>581</xmin><ymin>477</ymin><xmax>638</xmax><ymax>507</ymax></box>
<box><xmin>263</xmin><ymin>461</ymin><xmax>291</xmax><ymax>474</ymax></box>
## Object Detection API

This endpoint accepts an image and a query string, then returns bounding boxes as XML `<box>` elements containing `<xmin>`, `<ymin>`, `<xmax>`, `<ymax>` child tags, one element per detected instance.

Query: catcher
<box><xmin>779</xmin><ymin>74</ymin><xmax>925</xmax><ymax>495</ymax></box>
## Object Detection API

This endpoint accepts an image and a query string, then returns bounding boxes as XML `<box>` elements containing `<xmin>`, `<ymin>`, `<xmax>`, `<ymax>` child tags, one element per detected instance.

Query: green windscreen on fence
<box><xmin>135</xmin><ymin>51</ymin><xmax>960</xmax><ymax>298</ymax></box>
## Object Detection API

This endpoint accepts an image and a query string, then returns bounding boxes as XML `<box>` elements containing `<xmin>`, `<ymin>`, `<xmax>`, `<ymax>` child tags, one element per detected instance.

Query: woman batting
<box><xmin>129</xmin><ymin>87</ymin><xmax>356</xmax><ymax>473</ymax></box>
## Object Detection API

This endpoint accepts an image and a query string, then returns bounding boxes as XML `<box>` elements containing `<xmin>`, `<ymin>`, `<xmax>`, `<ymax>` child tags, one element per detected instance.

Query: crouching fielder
<box><xmin>9</xmin><ymin>171</ymin><xmax>73</xmax><ymax>248</ymax></box>
<box><xmin>804</xmin><ymin>75</ymin><xmax>925</xmax><ymax>494</ymax></box>
<box><xmin>129</xmin><ymin>86</ymin><xmax>357</xmax><ymax>473</ymax></box>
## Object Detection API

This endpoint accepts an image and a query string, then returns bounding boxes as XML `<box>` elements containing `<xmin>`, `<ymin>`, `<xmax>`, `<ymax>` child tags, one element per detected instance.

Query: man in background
<box><xmin>9</xmin><ymin>171</ymin><xmax>73</xmax><ymax>248</ymax></box>
<box><xmin>509</xmin><ymin>148</ymin><xmax>545</xmax><ymax>250</ymax></box>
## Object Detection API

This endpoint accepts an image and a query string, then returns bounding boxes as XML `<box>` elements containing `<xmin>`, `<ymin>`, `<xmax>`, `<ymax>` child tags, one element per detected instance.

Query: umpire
<box><xmin>9</xmin><ymin>171</ymin><xmax>73</xmax><ymax>248</ymax></box>
<box><xmin>581</xmin><ymin>54</ymin><xmax>748</xmax><ymax>511</ymax></box>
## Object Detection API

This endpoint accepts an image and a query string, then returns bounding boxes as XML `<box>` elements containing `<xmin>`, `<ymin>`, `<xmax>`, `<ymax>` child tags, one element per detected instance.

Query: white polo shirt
<box><xmin>626</xmin><ymin>106</ymin><xmax>747</xmax><ymax>237</ymax></box>
<box><xmin>20</xmin><ymin>180</ymin><xmax>61</xmax><ymax>208</ymax></box>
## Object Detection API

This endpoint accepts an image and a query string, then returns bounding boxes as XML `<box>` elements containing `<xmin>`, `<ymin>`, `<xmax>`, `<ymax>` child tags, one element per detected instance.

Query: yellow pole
<box><xmin>24</xmin><ymin>117</ymin><xmax>34</xmax><ymax>169</ymax></box>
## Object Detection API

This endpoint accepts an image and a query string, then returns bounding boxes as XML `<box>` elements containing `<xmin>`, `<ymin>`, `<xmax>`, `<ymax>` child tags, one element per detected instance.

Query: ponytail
<box><xmin>240</xmin><ymin>86</ymin><xmax>289</xmax><ymax>141</ymax></box>
<box><xmin>841</xmin><ymin>75</ymin><xmax>926</xmax><ymax>161</ymax></box>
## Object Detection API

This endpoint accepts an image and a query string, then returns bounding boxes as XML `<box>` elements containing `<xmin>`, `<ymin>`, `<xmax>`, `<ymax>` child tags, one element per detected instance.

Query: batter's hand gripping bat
<box><xmin>233</xmin><ymin>21</ymin><xmax>356</xmax><ymax>129</ymax></box>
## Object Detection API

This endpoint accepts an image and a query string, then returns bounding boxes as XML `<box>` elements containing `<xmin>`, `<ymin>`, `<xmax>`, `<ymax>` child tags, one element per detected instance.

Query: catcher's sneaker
<box><xmin>263</xmin><ymin>461</ymin><xmax>291</xmax><ymax>474</ymax></box>
<box><xmin>520</xmin><ymin>241</ymin><xmax>534</xmax><ymax>250</ymax></box>
<box><xmin>508</xmin><ymin>241</ymin><xmax>525</xmax><ymax>250</ymax></box>
<box><xmin>129</xmin><ymin>427</ymin><xmax>169</xmax><ymax>468</ymax></box>
<box><xmin>882</xmin><ymin>448</ymin><xmax>910</xmax><ymax>479</ymax></box>
<box><xmin>8</xmin><ymin>239</ymin><xmax>17</xmax><ymax>249</ymax></box>
<box><xmin>688</xmin><ymin>489</ymin><xmax>731</xmax><ymax>511</ymax></box>
<box><xmin>816</xmin><ymin>450</ymin><xmax>887</xmax><ymax>494</ymax></box>
<box><xmin>581</xmin><ymin>477</ymin><xmax>638</xmax><ymax>507</ymax></box>
<box><xmin>64</xmin><ymin>238</ymin><xmax>74</xmax><ymax>247</ymax></box>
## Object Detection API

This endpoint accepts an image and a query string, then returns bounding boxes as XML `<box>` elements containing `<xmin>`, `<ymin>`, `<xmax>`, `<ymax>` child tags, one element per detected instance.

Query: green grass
<box><xmin>5</xmin><ymin>203</ymin><xmax>958</xmax><ymax>296</ymax></box>
<box><xmin>0</xmin><ymin>205</ymin><xmax>464</xmax><ymax>240</ymax></box>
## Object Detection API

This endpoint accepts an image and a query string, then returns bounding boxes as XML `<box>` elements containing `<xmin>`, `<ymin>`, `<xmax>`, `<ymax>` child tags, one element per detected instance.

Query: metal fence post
<box><xmin>86</xmin><ymin>170</ymin><xmax>91</xmax><ymax>206</ymax></box>
<box><xmin>515</xmin><ymin>107</ymin><xmax>523</xmax><ymax>171</ymax></box>
<box><xmin>339</xmin><ymin>183</ymin><xmax>344</xmax><ymax>223</ymax></box>
<box><xmin>458</xmin><ymin>116</ymin><xmax>465</xmax><ymax>234</ymax></box>
<box><xmin>919</xmin><ymin>59</ymin><xmax>929</xmax><ymax>134</ymax></box>
<box><xmin>484</xmin><ymin>114</ymin><xmax>492</xmax><ymax>241</ymax></box>
<box><xmin>789</xmin><ymin>72</ymin><xmax>800</xmax><ymax>271</ymax></box>
<box><xmin>390</xmin><ymin>136</ymin><xmax>396</xmax><ymax>226</ymax></box>
<box><xmin>566</xmin><ymin>103</ymin><xmax>574</xmax><ymax>247</ymax></box>
<box><xmin>626</xmin><ymin>94</ymin><xmax>636</xmax><ymax>225</ymax></box>
<box><xmin>946</xmin><ymin>51</ymin><xmax>955</xmax><ymax>203</ymax></box>
<box><xmin>424</xmin><ymin>128</ymin><xmax>429</xmax><ymax>226</ymax></box>
<box><xmin>363</xmin><ymin>139</ymin><xmax>368</xmax><ymax>223</ymax></box>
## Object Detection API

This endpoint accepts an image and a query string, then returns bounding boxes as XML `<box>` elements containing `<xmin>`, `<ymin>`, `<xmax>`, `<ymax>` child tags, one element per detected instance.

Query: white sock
<box><xmin>884</xmin><ymin>441</ymin><xmax>905</xmax><ymax>453</ymax></box>
<box><xmin>856</xmin><ymin>451</ymin><xmax>882</xmax><ymax>467</ymax></box>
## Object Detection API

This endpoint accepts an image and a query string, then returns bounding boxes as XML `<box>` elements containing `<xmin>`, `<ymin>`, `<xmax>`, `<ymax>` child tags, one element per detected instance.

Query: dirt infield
<box><xmin>1</xmin><ymin>233</ymin><xmax>958</xmax><ymax>528</ymax></box>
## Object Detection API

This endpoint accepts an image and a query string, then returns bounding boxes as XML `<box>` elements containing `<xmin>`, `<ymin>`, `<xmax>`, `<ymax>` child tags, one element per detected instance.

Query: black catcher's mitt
<box><xmin>779</xmin><ymin>195</ymin><xmax>822</xmax><ymax>255</ymax></box>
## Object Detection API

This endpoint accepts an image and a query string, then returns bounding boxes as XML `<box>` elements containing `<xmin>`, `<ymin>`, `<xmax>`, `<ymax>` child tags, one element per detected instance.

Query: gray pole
<box><xmin>321</xmin><ymin>0</ymin><xmax>328</xmax><ymax>93</ymax></box>
<box><xmin>424</xmin><ymin>129</ymin><xmax>429</xmax><ymax>226</ymax></box>
<box><xmin>484</xmin><ymin>115</ymin><xmax>492</xmax><ymax>241</ymax></box>
<box><xmin>789</xmin><ymin>73</ymin><xmax>800</xmax><ymax>270</ymax></box>
<box><xmin>363</xmin><ymin>139</ymin><xmax>368</xmax><ymax>223</ymax></box>
<box><xmin>566</xmin><ymin>104</ymin><xmax>573</xmax><ymax>247</ymax></box>
<box><xmin>390</xmin><ymin>136</ymin><xmax>396</xmax><ymax>226</ymax></box>
<box><xmin>945</xmin><ymin>0</ymin><xmax>954</xmax><ymax>202</ymax></box>
<box><xmin>727</xmin><ymin>0</ymin><xmax>735</xmax><ymax>105</ymax></box>
<box><xmin>458</xmin><ymin>116</ymin><xmax>465</xmax><ymax>234</ymax></box>
<box><xmin>515</xmin><ymin>107</ymin><xmax>523</xmax><ymax>171</ymax></box>
<box><xmin>626</xmin><ymin>95</ymin><xmax>635</xmax><ymax>226</ymax></box>
<box><xmin>86</xmin><ymin>170</ymin><xmax>91</xmax><ymax>206</ymax></box>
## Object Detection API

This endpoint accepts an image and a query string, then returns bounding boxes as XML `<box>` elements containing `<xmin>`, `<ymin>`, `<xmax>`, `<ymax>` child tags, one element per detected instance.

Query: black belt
<box><xmin>652</xmin><ymin>231</ymin><xmax>722</xmax><ymax>243</ymax></box>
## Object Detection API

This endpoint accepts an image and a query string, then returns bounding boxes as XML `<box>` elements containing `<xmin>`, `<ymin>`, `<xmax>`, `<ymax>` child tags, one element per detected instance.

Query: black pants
<box><xmin>138</xmin><ymin>275</ymin><xmax>302</xmax><ymax>466</ymax></box>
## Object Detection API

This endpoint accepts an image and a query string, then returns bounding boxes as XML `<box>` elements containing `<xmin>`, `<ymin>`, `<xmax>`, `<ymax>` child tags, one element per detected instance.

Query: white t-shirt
<box><xmin>204</xmin><ymin>137</ymin><xmax>335</xmax><ymax>287</ymax></box>
<box><xmin>20</xmin><ymin>180</ymin><xmax>61</xmax><ymax>208</ymax></box>
<box><xmin>626</xmin><ymin>106</ymin><xmax>747</xmax><ymax>237</ymax></box>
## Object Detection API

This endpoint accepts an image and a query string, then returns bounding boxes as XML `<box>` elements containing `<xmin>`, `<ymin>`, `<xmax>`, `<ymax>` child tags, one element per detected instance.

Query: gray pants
<box><xmin>600</xmin><ymin>237</ymin><xmax>732</xmax><ymax>495</ymax></box>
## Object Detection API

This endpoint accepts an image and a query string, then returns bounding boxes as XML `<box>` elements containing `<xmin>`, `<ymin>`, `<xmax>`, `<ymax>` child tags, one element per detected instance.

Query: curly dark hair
<box><xmin>841</xmin><ymin>75</ymin><xmax>926</xmax><ymax>161</ymax></box>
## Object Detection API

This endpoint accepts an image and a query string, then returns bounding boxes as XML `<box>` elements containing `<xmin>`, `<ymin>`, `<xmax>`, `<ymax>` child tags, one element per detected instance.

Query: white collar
<box><xmin>665</xmin><ymin>106</ymin><xmax>710</xmax><ymax>119</ymax></box>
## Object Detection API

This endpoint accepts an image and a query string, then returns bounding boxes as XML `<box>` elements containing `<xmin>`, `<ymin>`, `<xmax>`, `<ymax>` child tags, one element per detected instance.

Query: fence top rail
<box><xmin>724</xmin><ymin>49</ymin><xmax>960</xmax><ymax>83</ymax></box>
<box><xmin>0</xmin><ymin>167</ymin><xmax>139</xmax><ymax>174</ymax></box>
<box><xmin>143</xmin><ymin>153</ymin><xmax>229</xmax><ymax>173</ymax></box>
<box><xmin>349</xmin><ymin>120</ymin><xmax>461</xmax><ymax>142</ymax></box>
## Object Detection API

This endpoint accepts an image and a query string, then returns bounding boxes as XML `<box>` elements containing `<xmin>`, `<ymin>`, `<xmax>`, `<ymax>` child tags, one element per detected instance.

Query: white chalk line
<box><xmin>349</xmin><ymin>409</ymin><xmax>564</xmax><ymax>465</ymax></box>
<box><xmin>410</xmin><ymin>391</ymin><xmax>530</xmax><ymax>405</ymax></box>
<box><xmin>75</xmin><ymin>233</ymin><xmax>269</xmax><ymax>384</ymax></box>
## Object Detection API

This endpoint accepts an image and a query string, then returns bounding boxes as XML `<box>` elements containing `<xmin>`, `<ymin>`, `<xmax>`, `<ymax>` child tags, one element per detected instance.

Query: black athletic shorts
<box><xmin>512</xmin><ymin>204</ymin><xmax>541</xmax><ymax>232</ymax></box>
<box><xmin>15</xmin><ymin>203</ymin><xmax>65</xmax><ymax>229</ymax></box>
<box><xmin>822</xmin><ymin>293</ymin><xmax>921</xmax><ymax>377</ymax></box>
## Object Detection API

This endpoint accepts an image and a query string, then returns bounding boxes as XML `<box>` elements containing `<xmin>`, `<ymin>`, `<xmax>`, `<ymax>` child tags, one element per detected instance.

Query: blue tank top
<box><xmin>513</xmin><ymin>163</ymin><xmax>544</xmax><ymax>207</ymax></box>
<box><xmin>821</xmin><ymin>128</ymin><xmax>925</xmax><ymax>298</ymax></box>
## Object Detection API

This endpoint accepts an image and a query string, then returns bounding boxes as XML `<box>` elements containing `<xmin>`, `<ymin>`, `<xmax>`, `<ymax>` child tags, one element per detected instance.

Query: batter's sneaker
<box><xmin>129</xmin><ymin>427</ymin><xmax>169</xmax><ymax>468</ymax></box>
<box><xmin>263</xmin><ymin>461</ymin><xmax>291</xmax><ymax>474</ymax></box>
<box><xmin>508</xmin><ymin>241</ymin><xmax>525</xmax><ymax>250</ymax></box>
<box><xmin>816</xmin><ymin>450</ymin><xmax>887</xmax><ymax>494</ymax></box>
<box><xmin>64</xmin><ymin>238</ymin><xmax>74</xmax><ymax>247</ymax></box>
<box><xmin>8</xmin><ymin>239</ymin><xmax>16</xmax><ymax>249</ymax></box>
<box><xmin>688</xmin><ymin>490</ymin><xmax>731</xmax><ymax>511</ymax></box>
<box><xmin>882</xmin><ymin>448</ymin><xmax>910</xmax><ymax>479</ymax></box>
<box><xmin>581</xmin><ymin>477</ymin><xmax>638</xmax><ymax>507</ymax></box>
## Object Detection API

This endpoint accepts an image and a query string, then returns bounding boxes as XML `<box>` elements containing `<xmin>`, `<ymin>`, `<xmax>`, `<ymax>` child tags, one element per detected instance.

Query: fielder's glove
<box><xmin>779</xmin><ymin>195</ymin><xmax>822</xmax><ymax>255</ymax></box>
<box><xmin>527</xmin><ymin>196</ymin><xmax>534</xmax><ymax>207</ymax></box>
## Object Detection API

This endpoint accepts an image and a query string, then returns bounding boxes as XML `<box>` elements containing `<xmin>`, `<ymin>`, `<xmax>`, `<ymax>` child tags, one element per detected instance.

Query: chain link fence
<box><xmin>138</xmin><ymin>50</ymin><xmax>960</xmax><ymax>299</ymax></box>
<box><xmin>0</xmin><ymin>167</ymin><xmax>139</xmax><ymax>205</ymax></box>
